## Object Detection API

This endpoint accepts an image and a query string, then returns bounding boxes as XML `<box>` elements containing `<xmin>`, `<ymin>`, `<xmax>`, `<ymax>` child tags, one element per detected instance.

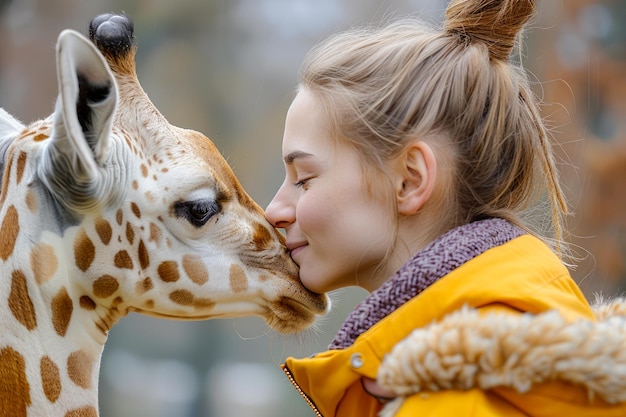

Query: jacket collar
<box><xmin>329</xmin><ymin>218</ymin><xmax>525</xmax><ymax>349</ymax></box>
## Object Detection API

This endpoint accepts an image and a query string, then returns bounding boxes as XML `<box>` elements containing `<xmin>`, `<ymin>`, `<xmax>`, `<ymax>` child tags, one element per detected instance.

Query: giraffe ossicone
<box><xmin>0</xmin><ymin>13</ymin><xmax>328</xmax><ymax>417</ymax></box>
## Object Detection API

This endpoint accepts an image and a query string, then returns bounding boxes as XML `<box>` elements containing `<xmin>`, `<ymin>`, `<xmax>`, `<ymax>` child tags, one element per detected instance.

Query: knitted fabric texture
<box><xmin>328</xmin><ymin>218</ymin><xmax>525</xmax><ymax>350</ymax></box>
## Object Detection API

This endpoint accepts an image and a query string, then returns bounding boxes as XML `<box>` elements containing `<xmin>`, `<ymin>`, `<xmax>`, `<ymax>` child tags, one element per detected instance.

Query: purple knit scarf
<box><xmin>328</xmin><ymin>218</ymin><xmax>525</xmax><ymax>349</ymax></box>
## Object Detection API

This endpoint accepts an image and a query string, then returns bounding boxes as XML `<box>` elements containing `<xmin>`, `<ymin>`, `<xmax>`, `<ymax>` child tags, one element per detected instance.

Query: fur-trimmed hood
<box><xmin>378</xmin><ymin>297</ymin><xmax>626</xmax><ymax>416</ymax></box>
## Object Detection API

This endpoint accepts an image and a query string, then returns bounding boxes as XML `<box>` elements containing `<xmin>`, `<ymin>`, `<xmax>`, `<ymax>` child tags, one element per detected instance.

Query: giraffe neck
<box><xmin>1</xmin><ymin>246</ymin><xmax>106</xmax><ymax>415</ymax></box>
<box><xmin>0</xmin><ymin>127</ymin><xmax>113</xmax><ymax>416</ymax></box>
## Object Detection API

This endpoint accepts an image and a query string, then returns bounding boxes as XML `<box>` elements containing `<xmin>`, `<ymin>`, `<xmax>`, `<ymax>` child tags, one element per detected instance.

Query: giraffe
<box><xmin>0</xmin><ymin>13</ymin><xmax>328</xmax><ymax>417</ymax></box>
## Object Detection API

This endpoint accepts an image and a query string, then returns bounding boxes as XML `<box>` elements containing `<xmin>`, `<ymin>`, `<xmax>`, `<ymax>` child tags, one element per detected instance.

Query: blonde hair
<box><xmin>298</xmin><ymin>0</ymin><xmax>568</xmax><ymax>250</ymax></box>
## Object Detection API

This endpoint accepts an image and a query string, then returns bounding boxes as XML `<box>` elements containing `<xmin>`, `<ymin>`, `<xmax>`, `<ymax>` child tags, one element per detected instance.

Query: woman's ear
<box><xmin>395</xmin><ymin>140</ymin><xmax>437</xmax><ymax>216</ymax></box>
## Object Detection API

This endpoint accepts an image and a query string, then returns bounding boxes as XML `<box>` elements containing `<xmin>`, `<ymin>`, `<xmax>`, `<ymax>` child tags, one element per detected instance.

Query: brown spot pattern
<box><xmin>0</xmin><ymin>205</ymin><xmax>19</xmax><ymax>260</ymax></box>
<box><xmin>115</xmin><ymin>209</ymin><xmax>123</xmax><ymax>225</ymax></box>
<box><xmin>0</xmin><ymin>158</ymin><xmax>12</xmax><ymax>206</ymax></box>
<box><xmin>95</xmin><ymin>218</ymin><xmax>112</xmax><ymax>245</ymax></box>
<box><xmin>25</xmin><ymin>189</ymin><xmax>37</xmax><ymax>212</ymax></box>
<box><xmin>169</xmin><ymin>289</ymin><xmax>194</xmax><ymax>306</ymax></box>
<box><xmin>130</xmin><ymin>202</ymin><xmax>141</xmax><ymax>218</ymax></box>
<box><xmin>79</xmin><ymin>296</ymin><xmax>96</xmax><ymax>310</ymax></box>
<box><xmin>74</xmin><ymin>228</ymin><xmax>95</xmax><ymax>272</ymax></box>
<box><xmin>93</xmin><ymin>275</ymin><xmax>119</xmax><ymax>298</ymax></box>
<box><xmin>112</xmin><ymin>296</ymin><xmax>124</xmax><ymax>308</ymax></box>
<box><xmin>140</xmin><ymin>163</ymin><xmax>148</xmax><ymax>177</ymax></box>
<box><xmin>9</xmin><ymin>270</ymin><xmax>37</xmax><ymax>330</ymax></box>
<box><xmin>30</xmin><ymin>243</ymin><xmax>59</xmax><ymax>285</ymax></box>
<box><xmin>195</xmin><ymin>297</ymin><xmax>216</xmax><ymax>309</ymax></box>
<box><xmin>136</xmin><ymin>277</ymin><xmax>153</xmax><ymax>293</ymax></box>
<box><xmin>65</xmin><ymin>406</ymin><xmax>98</xmax><ymax>417</ymax></box>
<box><xmin>15</xmin><ymin>152</ymin><xmax>27</xmax><ymax>184</ymax></box>
<box><xmin>51</xmin><ymin>287</ymin><xmax>73</xmax><ymax>337</ymax></box>
<box><xmin>145</xmin><ymin>190</ymin><xmax>156</xmax><ymax>202</ymax></box>
<box><xmin>0</xmin><ymin>347</ymin><xmax>30</xmax><ymax>416</ymax></box>
<box><xmin>33</xmin><ymin>133</ymin><xmax>48</xmax><ymax>142</ymax></box>
<box><xmin>125</xmin><ymin>222</ymin><xmax>134</xmax><ymax>245</ymax></box>
<box><xmin>40</xmin><ymin>356</ymin><xmax>61</xmax><ymax>403</ymax></box>
<box><xmin>229</xmin><ymin>264</ymin><xmax>248</xmax><ymax>293</ymax></box>
<box><xmin>67</xmin><ymin>350</ymin><xmax>93</xmax><ymax>389</ymax></box>
<box><xmin>149</xmin><ymin>223</ymin><xmax>162</xmax><ymax>243</ymax></box>
<box><xmin>182</xmin><ymin>254</ymin><xmax>209</xmax><ymax>285</ymax></box>
<box><xmin>138</xmin><ymin>240</ymin><xmax>149</xmax><ymax>270</ymax></box>
<box><xmin>158</xmin><ymin>261</ymin><xmax>180</xmax><ymax>282</ymax></box>
<box><xmin>253</xmin><ymin>222</ymin><xmax>272</xmax><ymax>250</ymax></box>
<box><xmin>114</xmin><ymin>250</ymin><xmax>133</xmax><ymax>269</ymax></box>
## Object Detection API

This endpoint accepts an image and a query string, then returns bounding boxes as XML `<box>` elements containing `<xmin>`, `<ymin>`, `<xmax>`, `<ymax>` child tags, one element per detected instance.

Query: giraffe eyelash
<box><xmin>173</xmin><ymin>199</ymin><xmax>221</xmax><ymax>227</ymax></box>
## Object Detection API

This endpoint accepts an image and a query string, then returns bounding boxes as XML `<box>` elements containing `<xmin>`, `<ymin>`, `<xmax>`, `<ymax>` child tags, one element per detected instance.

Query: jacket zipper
<box><xmin>281</xmin><ymin>363</ymin><xmax>323</xmax><ymax>417</ymax></box>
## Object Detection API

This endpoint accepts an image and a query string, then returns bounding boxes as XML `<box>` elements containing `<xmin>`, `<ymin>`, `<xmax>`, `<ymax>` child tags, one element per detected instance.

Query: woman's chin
<box><xmin>299</xmin><ymin>272</ymin><xmax>330</xmax><ymax>294</ymax></box>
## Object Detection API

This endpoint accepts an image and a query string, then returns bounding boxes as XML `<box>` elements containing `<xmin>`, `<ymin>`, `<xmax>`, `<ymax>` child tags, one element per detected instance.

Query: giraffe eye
<box><xmin>174</xmin><ymin>199</ymin><xmax>221</xmax><ymax>227</ymax></box>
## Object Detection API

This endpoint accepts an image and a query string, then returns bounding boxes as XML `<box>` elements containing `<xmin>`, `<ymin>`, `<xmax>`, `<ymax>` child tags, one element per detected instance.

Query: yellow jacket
<box><xmin>283</xmin><ymin>231</ymin><xmax>626</xmax><ymax>416</ymax></box>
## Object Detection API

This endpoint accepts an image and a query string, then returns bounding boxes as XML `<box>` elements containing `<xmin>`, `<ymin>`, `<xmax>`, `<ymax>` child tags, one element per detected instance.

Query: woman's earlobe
<box><xmin>396</xmin><ymin>141</ymin><xmax>437</xmax><ymax>216</ymax></box>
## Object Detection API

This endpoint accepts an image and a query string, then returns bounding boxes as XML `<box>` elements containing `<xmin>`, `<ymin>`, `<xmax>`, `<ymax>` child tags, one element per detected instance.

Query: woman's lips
<box><xmin>286</xmin><ymin>242</ymin><xmax>308</xmax><ymax>260</ymax></box>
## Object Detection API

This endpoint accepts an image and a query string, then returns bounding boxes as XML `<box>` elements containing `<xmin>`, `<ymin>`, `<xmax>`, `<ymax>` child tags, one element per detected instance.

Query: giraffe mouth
<box><xmin>265</xmin><ymin>293</ymin><xmax>329</xmax><ymax>334</ymax></box>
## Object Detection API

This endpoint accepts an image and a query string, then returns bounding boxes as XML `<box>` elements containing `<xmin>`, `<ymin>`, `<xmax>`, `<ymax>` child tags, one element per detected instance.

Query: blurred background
<box><xmin>1</xmin><ymin>0</ymin><xmax>625</xmax><ymax>416</ymax></box>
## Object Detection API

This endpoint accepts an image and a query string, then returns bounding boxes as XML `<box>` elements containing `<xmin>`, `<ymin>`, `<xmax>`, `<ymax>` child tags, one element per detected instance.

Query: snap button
<box><xmin>350</xmin><ymin>353</ymin><xmax>364</xmax><ymax>369</ymax></box>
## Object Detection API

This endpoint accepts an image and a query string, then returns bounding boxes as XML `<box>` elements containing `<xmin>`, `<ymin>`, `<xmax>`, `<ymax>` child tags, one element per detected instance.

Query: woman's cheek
<box><xmin>297</xmin><ymin>192</ymin><xmax>332</xmax><ymax>234</ymax></box>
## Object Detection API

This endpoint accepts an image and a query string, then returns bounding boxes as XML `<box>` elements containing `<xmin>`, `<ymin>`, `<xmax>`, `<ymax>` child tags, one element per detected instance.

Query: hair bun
<box><xmin>444</xmin><ymin>0</ymin><xmax>535</xmax><ymax>61</ymax></box>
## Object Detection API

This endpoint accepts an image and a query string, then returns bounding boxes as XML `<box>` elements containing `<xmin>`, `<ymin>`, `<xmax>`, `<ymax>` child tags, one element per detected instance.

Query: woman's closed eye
<box><xmin>294</xmin><ymin>177</ymin><xmax>312</xmax><ymax>189</ymax></box>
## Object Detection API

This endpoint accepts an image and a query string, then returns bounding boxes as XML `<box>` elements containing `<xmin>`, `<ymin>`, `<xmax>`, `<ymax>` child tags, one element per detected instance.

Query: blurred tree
<box><xmin>531</xmin><ymin>0</ymin><xmax>626</xmax><ymax>296</ymax></box>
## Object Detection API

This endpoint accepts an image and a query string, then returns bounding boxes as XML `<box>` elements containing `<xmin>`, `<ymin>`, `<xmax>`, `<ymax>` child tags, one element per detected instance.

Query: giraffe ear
<box><xmin>0</xmin><ymin>108</ymin><xmax>24</xmax><ymax>141</ymax></box>
<box><xmin>0</xmin><ymin>108</ymin><xmax>24</xmax><ymax>173</ymax></box>
<box><xmin>39</xmin><ymin>29</ymin><xmax>122</xmax><ymax>213</ymax></box>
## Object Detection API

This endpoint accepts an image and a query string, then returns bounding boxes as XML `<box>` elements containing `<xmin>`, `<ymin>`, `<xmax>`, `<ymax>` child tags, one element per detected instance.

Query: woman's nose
<box><xmin>265</xmin><ymin>185</ymin><xmax>295</xmax><ymax>228</ymax></box>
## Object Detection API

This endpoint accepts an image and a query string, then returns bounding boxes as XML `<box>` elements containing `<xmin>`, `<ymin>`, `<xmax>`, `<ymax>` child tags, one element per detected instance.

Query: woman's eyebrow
<box><xmin>284</xmin><ymin>150</ymin><xmax>314</xmax><ymax>165</ymax></box>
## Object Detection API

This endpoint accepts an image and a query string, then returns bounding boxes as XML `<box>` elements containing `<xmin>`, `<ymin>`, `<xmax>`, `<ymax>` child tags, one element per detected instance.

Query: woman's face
<box><xmin>266</xmin><ymin>88</ymin><xmax>395</xmax><ymax>293</ymax></box>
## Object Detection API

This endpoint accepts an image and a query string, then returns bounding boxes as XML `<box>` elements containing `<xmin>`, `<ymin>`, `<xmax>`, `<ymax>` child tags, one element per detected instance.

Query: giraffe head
<box><xmin>0</xmin><ymin>12</ymin><xmax>328</xmax><ymax>416</ymax></box>
<box><xmin>52</xmin><ymin>13</ymin><xmax>327</xmax><ymax>332</ymax></box>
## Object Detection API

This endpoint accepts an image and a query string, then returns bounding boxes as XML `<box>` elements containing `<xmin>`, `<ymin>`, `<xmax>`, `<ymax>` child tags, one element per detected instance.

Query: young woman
<box><xmin>266</xmin><ymin>0</ymin><xmax>626</xmax><ymax>416</ymax></box>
